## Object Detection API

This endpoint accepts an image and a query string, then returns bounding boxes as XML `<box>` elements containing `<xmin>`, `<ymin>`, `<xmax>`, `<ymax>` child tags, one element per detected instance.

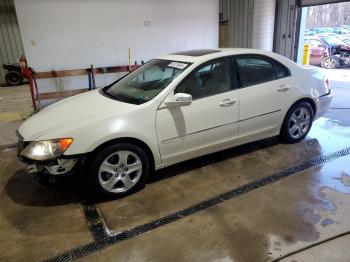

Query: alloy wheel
<box><xmin>322</xmin><ymin>57</ymin><xmax>336</xmax><ymax>69</ymax></box>
<box><xmin>98</xmin><ymin>150</ymin><xmax>143</xmax><ymax>193</ymax></box>
<box><xmin>288</xmin><ymin>107</ymin><xmax>311</xmax><ymax>139</ymax></box>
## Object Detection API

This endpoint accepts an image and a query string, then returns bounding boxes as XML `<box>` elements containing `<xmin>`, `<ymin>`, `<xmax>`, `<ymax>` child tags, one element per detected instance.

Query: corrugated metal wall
<box><xmin>273</xmin><ymin>0</ymin><xmax>300</xmax><ymax>60</ymax></box>
<box><xmin>0</xmin><ymin>0</ymin><xmax>24</xmax><ymax>84</ymax></box>
<box><xmin>251</xmin><ymin>0</ymin><xmax>276</xmax><ymax>51</ymax></box>
<box><xmin>219</xmin><ymin>0</ymin><xmax>255</xmax><ymax>48</ymax></box>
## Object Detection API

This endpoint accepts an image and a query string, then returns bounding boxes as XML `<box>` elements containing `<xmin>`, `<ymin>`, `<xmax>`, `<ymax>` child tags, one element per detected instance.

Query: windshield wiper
<box><xmin>102</xmin><ymin>88</ymin><xmax>146</xmax><ymax>105</ymax></box>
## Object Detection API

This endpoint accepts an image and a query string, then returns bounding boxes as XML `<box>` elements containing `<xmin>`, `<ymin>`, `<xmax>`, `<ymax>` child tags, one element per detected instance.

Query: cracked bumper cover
<box><xmin>16</xmin><ymin>131</ymin><xmax>81</xmax><ymax>175</ymax></box>
<box><xmin>315</xmin><ymin>91</ymin><xmax>334</xmax><ymax>119</ymax></box>
<box><xmin>22</xmin><ymin>157</ymin><xmax>79</xmax><ymax>175</ymax></box>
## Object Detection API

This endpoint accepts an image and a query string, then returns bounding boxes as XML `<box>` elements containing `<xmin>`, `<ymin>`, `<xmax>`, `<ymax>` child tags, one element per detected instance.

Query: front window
<box><xmin>103</xmin><ymin>59</ymin><xmax>190</xmax><ymax>104</ymax></box>
<box><xmin>175</xmin><ymin>58</ymin><xmax>231</xmax><ymax>100</ymax></box>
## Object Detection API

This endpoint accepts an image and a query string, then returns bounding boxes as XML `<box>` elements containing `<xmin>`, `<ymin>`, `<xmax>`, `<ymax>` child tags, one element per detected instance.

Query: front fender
<box><xmin>59</xmin><ymin>103</ymin><xmax>162</xmax><ymax>167</ymax></box>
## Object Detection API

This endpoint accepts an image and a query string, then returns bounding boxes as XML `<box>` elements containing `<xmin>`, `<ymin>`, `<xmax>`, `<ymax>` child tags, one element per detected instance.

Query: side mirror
<box><xmin>165</xmin><ymin>93</ymin><xmax>192</xmax><ymax>107</ymax></box>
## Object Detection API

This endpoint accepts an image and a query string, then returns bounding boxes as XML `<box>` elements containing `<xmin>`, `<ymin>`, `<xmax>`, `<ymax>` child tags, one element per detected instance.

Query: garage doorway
<box><xmin>297</xmin><ymin>1</ymin><xmax>350</xmax><ymax>129</ymax></box>
<box><xmin>297</xmin><ymin>1</ymin><xmax>350</xmax><ymax>66</ymax></box>
<box><xmin>296</xmin><ymin>2</ymin><xmax>349</xmax><ymax>84</ymax></box>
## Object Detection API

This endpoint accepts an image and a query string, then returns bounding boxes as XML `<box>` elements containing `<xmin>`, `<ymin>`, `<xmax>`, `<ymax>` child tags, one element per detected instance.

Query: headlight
<box><xmin>20</xmin><ymin>138</ymin><xmax>73</xmax><ymax>161</ymax></box>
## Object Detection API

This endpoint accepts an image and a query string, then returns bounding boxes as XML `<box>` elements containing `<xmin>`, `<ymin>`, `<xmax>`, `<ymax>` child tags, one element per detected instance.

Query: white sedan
<box><xmin>17</xmin><ymin>49</ymin><xmax>333</xmax><ymax>196</ymax></box>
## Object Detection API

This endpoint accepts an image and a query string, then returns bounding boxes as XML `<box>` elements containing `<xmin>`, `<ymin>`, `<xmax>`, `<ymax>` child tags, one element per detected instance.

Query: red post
<box><xmin>20</xmin><ymin>55</ymin><xmax>38</xmax><ymax>112</ymax></box>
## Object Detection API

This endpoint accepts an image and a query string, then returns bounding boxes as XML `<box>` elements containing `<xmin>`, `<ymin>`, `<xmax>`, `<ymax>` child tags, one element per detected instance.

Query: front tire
<box><xmin>280</xmin><ymin>102</ymin><xmax>314</xmax><ymax>143</ymax></box>
<box><xmin>88</xmin><ymin>143</ymin><xmax>150</xmax><ymax>196</ymax></box>
<box><xmin>321</xmin><ymin>56</ymin><xmax>338</xmax><ymax>69</ymax></box>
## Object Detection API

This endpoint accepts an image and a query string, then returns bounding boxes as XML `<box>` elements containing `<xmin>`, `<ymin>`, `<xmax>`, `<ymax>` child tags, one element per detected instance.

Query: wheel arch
<box><xmin>279</xmin><ymin>97</ymin><xmax>316</xmax><ymax>143</ymax></box>
<box><xmin>280</xmin><ymin>97</ymin><xmax>317</xmax><ymax>133</ymax></box>
<box><xmin>89</xmin><ymin>137</ymin><xmax>156</xmax><ymax>171</ymax></box>
<box><xmin>288</xmin><ymin>97</ymin><xmax>316</xmax><ymax>117</ymax></box>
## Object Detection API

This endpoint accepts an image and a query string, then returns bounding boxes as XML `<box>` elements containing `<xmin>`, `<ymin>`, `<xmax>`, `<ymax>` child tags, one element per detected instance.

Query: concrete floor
<box><xmin>0</xmin><ymin>85</ymin><xmax>32</xmax><ymax>148</ymax></box>
<box><xmin>0</xmin><ymin>74</ymin><xmax>349</xmax><ymax>261</ymax></box>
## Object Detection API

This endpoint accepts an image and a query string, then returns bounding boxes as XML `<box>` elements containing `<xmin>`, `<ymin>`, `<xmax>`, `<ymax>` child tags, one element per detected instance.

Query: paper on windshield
<box><xmin>168</xmin><ymin>62</ymin><xmax>188</xmax><ymax>70</ymax></box>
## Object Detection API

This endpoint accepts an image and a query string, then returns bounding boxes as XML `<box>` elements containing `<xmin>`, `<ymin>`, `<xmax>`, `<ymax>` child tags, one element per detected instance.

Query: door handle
<box><xmin>277</xmin><ymin>85</ymin><xmax>290</xmax><ymax>92</ymax></box>
<box><xmin>219</xmin><ymin>99</ymin><xmax>236</xmax><ymax>107</ymax></box>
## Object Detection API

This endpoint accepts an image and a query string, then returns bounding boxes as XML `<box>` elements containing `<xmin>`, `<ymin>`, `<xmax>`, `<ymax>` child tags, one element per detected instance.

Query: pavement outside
<box><xmin>0</xmin><ymin>69</ymin><xmax>349</xmax><ymax>262</ymax></box>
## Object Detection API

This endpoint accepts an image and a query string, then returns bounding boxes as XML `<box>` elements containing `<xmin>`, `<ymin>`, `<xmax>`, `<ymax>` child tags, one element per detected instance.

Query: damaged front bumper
<box><xmin>24</xmin><ymin>158</ymin><xmax>79</xmax><ymax>175</ymax></box>
<box><xmin>17</xmin><ymin>135</ymin><xmax>80</xmax><ymax>176</ymax></box>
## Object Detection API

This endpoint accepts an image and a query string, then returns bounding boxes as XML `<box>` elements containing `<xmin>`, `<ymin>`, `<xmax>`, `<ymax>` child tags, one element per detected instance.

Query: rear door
<box><xmin>232</xmin><ymin>54</ymin><xmax>295</xmax><ymax>141</ymax></box>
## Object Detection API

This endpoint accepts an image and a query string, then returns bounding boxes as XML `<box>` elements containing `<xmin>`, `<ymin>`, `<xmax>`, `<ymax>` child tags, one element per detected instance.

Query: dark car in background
<box><xmin>339</xmin><ymin>35</ymin><xmax>350</xmax><ymax>45</ymax></box>
<box><xmin>305</xmin><ymin>35</ymin><xmax>350</xmax><ymax>69</ymax></box>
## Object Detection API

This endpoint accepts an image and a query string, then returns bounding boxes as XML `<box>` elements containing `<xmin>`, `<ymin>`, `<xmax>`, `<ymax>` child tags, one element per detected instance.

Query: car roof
<box><xmin>170</xmin><ymin>49</ymin><xmax>221</xmax><ymax>57</ymax></box>
<box><xmin>156</xmin><ymin>48</ymin><xmax>271</xmax><ymax>63</ymax></box>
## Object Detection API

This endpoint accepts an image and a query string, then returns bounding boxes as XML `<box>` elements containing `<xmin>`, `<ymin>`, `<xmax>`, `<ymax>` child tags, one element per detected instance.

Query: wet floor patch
<box><xmin>78</xmin><ymin>151</ymin><xmax>350</xmax><ymax>262</ymax></box>
<box><xmin>308</xmin><ymin>117</ymin><xmax>350</xmax><ymax>153</ymax></box>
<box><xmin>321</xmin><ymin>218</ymin><xmax>334</xmax><ymax>227</ymax></box>
<box><xmin>278</xmin><ymin>233</ymin><xmax>350</xmax><ymax>262</ymax></box>
<box><xmin>341</xmin><ymin>173</ymin><xmax>350</xmax><ymax>186</ymax></box>
<box><xmin>45</xmin><ymin>147</ymin><xmax>350</xmax><ymax>262</ymax></box>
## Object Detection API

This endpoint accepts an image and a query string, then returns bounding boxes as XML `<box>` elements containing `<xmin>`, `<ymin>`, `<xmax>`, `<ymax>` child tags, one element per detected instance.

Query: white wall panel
<box><xmin>14</xmin><ymin>0</ymin><xmax>218</xmax><ymax>91</ymax></box>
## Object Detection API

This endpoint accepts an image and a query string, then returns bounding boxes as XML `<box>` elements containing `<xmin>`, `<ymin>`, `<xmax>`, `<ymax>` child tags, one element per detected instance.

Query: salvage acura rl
<box><xmin>17</xmin><ymin>49</ymin><xmax>333</xmax><ymax>196</ymax></box>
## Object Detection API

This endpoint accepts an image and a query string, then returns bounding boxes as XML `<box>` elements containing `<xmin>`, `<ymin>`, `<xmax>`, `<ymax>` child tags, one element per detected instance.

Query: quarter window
<box><xmin>175</xmin><ymin>58</ymin><xmax>231</xmax><ymax>100</ymax></box>
<box><xmin>274</xmin><ymin>61</ymin><xmax>291</xmax><ymax>79</ymax></box>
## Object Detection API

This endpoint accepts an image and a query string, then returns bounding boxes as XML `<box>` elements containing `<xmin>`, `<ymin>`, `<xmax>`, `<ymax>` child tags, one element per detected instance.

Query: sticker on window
<box><xmin>168</xmin><ymin>62</ymin><xmax>188</xmax><ymax>70</ymax></box>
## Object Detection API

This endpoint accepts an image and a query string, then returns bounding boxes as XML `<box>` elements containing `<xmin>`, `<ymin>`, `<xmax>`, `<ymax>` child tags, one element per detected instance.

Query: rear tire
<box><xmin>88</xmin><ymin>143</ymin><xmax>150</xmax><ymax>197</ymax></box>
<box><xmin>5</xmin><ymin>71</ymin><xmax>23</xmax><ymax>86</ymax></box>
<box><xmin>280</xmin><ymin>102</ymin><xmax>314</xmax><ymax>144</ymax></box>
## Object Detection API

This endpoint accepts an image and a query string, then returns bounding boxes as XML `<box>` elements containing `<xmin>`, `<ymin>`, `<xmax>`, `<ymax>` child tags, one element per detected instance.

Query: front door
<box><xmin>156</xmin><ymin>57</ymin><xmax>239</xmax><ymax>164</ymax></box>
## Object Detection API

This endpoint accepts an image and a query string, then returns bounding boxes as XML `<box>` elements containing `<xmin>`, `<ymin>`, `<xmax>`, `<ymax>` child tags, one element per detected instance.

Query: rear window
<box><xmin>235</xmin><ymin>55</ymin><xmax>291</xmax><ymax>87</ymax></box>
<box><xmin>236</xmin><ymin>56</ymin><xmax>275</xmax><ymax>87</ymax></box>
<box><xmin>274</xmin><ymin>61</ymin><xmax>291</xmax><ymax>79</ymax></box>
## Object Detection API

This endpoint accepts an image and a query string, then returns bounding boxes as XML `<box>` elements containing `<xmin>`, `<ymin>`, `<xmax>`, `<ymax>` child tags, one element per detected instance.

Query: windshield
<box><xmin>103</xmin><ymin>59</ymin><xmax>190</xmax><ymax>104</ymax></box>
<box><xmin>322</xmin><ymin>36</ymin><xmax>348</xmax><ymax>46</ymax></box>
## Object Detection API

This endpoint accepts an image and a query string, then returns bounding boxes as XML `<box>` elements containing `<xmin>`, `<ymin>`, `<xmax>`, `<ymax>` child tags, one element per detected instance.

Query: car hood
<box><xmin>335</xmin><ymin>45</ymin><xmax>350</xmax><ymax>51</ymax></box>
<box><xmin>18</xmin><ymin>90</ymin><xmax>136</xmax><ymax>141</ymax></box>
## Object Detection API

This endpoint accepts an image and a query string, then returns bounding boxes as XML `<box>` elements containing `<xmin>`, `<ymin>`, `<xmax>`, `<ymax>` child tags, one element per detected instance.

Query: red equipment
<box><xmin>20</xmin><ymin>55</ymin><xmax>40</xmax><ymax>112</ymax></box>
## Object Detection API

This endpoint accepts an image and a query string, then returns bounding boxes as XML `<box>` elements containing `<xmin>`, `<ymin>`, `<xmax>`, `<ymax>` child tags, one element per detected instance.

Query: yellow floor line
<box><xmin>0</xmin><ymin>112</ymin><xmax>31</xmax><ymax>122</ymax></box>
